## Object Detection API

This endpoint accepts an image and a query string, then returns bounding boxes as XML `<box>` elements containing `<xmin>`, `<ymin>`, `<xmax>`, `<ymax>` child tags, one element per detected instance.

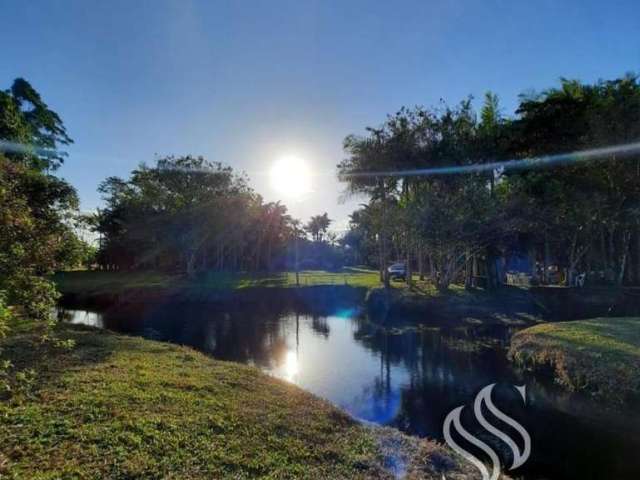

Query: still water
<box><xmin>60</xmin><ymin>301</ymin><xmax>640</xmax><ymax>480</ymax></box>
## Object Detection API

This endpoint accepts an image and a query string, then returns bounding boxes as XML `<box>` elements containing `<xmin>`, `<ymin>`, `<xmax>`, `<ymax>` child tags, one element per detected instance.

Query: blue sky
<box><xmin>2</xmin><ymin>0</ymin><xmax>639</xmax><ymax>229</ymax></box>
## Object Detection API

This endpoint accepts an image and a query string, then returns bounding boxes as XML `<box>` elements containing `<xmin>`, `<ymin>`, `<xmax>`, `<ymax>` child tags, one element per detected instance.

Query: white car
<box><xmin>387</xmin><ymin>263</ymin><xmax>406</xmax><ymax>281</ymax></box>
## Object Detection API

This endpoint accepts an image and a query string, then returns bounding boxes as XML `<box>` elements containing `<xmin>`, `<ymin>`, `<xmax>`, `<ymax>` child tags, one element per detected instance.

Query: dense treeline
<box><xmin>96</xmin><ymin>156</ymin><xmax>295</xmax><ymax>274</ymax></box>
<box><xmin>339</xmin><ymin>75</ymin><xmax>640</xmax><ymax>289</ymax></box>
<box><xmin>95</xmin><ymin>157</ymin><xmax>343</xmax><ymax>274</ymax></box>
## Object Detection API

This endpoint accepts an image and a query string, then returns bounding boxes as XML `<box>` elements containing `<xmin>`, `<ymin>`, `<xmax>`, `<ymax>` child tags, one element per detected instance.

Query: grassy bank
<box><xmin>53</xmin><ymin>268</ymin><xmax>382</xmax><ymax>296</ymax></box>
<box><xmin>52</xmin><ymin>269</ymin><xmax>474</xmax><ymax>297</ymax></box>
<box><xmin>366</xmin><ymin>283</ymin><xmax>542</xmax><ymax>326</ymax></box>
<box><xmin>509</xmin><ymin>317</ymin><xmax>640</xmax><ymax>403</ymax></box>
<box><xmin>0</xmin><ymin>323</ymin><xmax>476</xmax><ymax>479</ymax></box>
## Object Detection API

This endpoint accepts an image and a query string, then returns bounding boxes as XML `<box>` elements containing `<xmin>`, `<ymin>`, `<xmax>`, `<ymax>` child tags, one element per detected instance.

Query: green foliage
<box><xmin>340</xmin><ymin>74</ymin><xmax>640</xmax><ymax>289</ymax></box>
<box><xmin>55</xmin><ymin>226</ymin><xmax>96</xmax><ymax>269</ymax></box>
<box><xmin>0</xmin><ymin>294</ymin><xmax>9</xmax><ymax>340</ymax></box>
<box><xmin>0</xmin><ymin>91</ymin><xmax>31</xmax><ymax>145</ymax></box>
<box><xmin>0</xmin><ymin>294</ymin><xmax>9</xmax><ymax>393</ymax></box>
<box><xmin>305</xmin><ymin>212</ymin><xmax>332</xmax><ymax>242</ymax></box>
<box><xmin>95</xmin><ymin>156</ymin><xmax>299</xmax><ymax>274</ymax></box>
<box><xmin>341</xmin><ymin>98</ymin><xmax>508</xmax><ymax>289</ymax></box>
<box><xmin>2</xmin><ymin>78</ymin><xmax>73</xmax><ymax>169</ymax></box>
<box><xmin>0</xmin><ymin>78</ymin><xmax>80</xmax><ymax>385</ymax></box>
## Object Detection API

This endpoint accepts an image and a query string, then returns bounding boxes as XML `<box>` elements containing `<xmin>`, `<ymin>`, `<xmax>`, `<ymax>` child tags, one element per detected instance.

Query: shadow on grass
<box><xmin>1</xmin><ymin>324</ymin><xmax>131</xmax><ymax>399</ymax></box>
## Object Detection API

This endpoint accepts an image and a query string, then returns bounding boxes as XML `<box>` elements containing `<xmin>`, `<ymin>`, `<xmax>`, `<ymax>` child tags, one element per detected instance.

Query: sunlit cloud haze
<box><xmin>1</xmin><ymin>0</ymin><xmax>638</xmax><ymax>229</ymax></box>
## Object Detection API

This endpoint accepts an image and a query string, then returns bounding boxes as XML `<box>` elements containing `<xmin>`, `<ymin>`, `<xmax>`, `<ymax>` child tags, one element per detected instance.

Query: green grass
<box><xmin>509</xmin><ymin>317</ymin><xmax>640</xmax><ymax>402</ymax></box>
<box><xmin>0</xmin><ymin>324</ymin><xmax>474</xmax><ymax>479</ymax></box>
<box><xmin>52</xmin><ymin>268</ymin><xmax>382</xmax><ymax>296</ymax></box>
<box><xmin>52</xmin><ymin>269</ymin><xmax>478</xmax><ymax>299</ymax></box>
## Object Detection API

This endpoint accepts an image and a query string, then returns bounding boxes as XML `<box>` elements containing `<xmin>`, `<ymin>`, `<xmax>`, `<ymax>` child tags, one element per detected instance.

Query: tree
<box><xmin>340</xmin><ymin>74</ymin><xmax>640</xmax><ymax>289</ymax></box>
<box><xmin>1</xmin><ymin>78</ymin><xmax>73</xmax><ymax>169</ymax></box>
<box><xmin>506</xmin><ymin>76</ymin><xmax>640</xmax><ymax>285</ymax></box>
<box><xmin>0</xmin><ymin>78</ymin><xmax>79</xmax><ymax>319</ymax></box>
<box><xmin>305</xmin><ymin>213</ymin><xmax>332</xmax><ymax>242</ymax></box>
<box><xmin>339</xmin><ymin>99</ymin><xmax>505</xmax><ymax>290</ymax></box>
<box><xmin>289</xmin><ymin>219</ymin><xmax>304</xmax><ymax>285</ymax></box>
<box><xmin>0</xmin><ymin>78</ymin><xmax>79</xmax><ymax>391</ymax></box>
<box><xmin>95</xmin><ymin>156</ymin><xmax>299</xmax><ymax>275</ymax></box>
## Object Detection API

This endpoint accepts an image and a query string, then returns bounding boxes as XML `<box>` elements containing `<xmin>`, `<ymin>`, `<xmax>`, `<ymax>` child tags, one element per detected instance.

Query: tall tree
<box><xmin>305</xmin><ymin>213</ymin><xmax>332</xmax><ymax>242</ymax></box>
<box><xmin>0</xmin><ymin>78</ymin><xmax>79</xmax><ymax>390</ymax></box>
<box><xmin>95</xmin><ymin>156</ymin><xmax>299</xmax><ymax>275</ymax></box>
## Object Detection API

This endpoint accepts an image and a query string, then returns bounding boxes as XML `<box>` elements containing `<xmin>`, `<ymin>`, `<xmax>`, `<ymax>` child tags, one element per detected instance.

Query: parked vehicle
<box><xmin>387</xmin><ymin>262</ymin><xmax>406</xmax><ymax>281</ymax></box>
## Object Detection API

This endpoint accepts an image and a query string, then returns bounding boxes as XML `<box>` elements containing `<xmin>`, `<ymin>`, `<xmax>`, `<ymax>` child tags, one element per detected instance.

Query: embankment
<box><xmin>508</xmin><ymin>317</ymin><xmax>640</xmax><ymax>403</ymax></box>
<box><xmin>0</xmin><ymin>323</ymin><xmax>479</xmax><ymax>479</ymax></box>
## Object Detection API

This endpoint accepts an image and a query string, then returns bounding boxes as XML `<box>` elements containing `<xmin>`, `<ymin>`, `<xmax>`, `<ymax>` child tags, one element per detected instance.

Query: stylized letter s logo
<box><xmin>443</xmin><ymin>384</ymin><xmax>531</xmax><ymax>480</ymax></box>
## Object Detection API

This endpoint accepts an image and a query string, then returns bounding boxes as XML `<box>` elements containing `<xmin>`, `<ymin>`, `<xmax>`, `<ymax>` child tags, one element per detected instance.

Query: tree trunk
<box><xmin>600</xmin><ymin>226</ymin><xmax>608</xmax><ymax>273</ymax></box>
<box><xmin>464</xmin><ymin>248</ymin><xmax>472</xmax><ymax>289</ymax></box>
<box><xmin>472</xmin><ymin>254</ymin><xmax>479</xmax><ymax>287</ymax></box>
<box><xmin>436</xmin><ymin>255</ymin><xmax>450</xmax><ymax>291</ymax></box>
<box><xmin>255</xmin><ymin>238</ymin><xmax>262</xmax><ymax>271</ymax></box>
<box><xmin>186</xmin><ymin>251</ymin><xmax>197</xmax><ymax>278</ymax></box>
<box><xmin>201</xmin><ymin>248</ymin><xmax>208</xmax><ymax>271</ymax></box>
<box><xmin>636</xmin><ymin>227</ymin><xmax>640</xmax><ymax>285</ymax></box>
<box><xmin>381</xmin><ymin>234</ymin><xmax>390</xmax><ymax>288</ymax></box>
<box><xmin>295</xmin><ymin>236</ymin><xmax>300</xmax><ymax>286</ymax></box>
<box><xmin>617</xmin><ymin>230</ymin><xmax>632</xmax><ymax>286</ymax></box>
<box><xmin>608</xmin><ymin>227</ymin><xmax>616</xmax><ymax>283</ymax></box>
<box><xmin>266</xmin><ymin>238</ymin><xmax>273</xmax><ymax>272</ymax></box>
<box><xmin>543</xmin><ymin>233</ymin><xmax>551</xmax><ymax>284</ymax></box>
<box><xmin>378</xmin><ymin>235</ymin><xmax>384</xmax><ymax>282</ymax></box>
<box><xmin>568</xmin><ymin>237</ymin><xmax>589</xmax><ymax>287</ymax></box>
<box><xmin>567</xmin><ymin>232</ymin><xmax>578</xmax><ymax>286</ymax></box>
<box><xmin>486</xmin><ymin>248</ymin><xmax>499</xmax><ymax>290</ymax></box>
<box><xmin>406</xmin><ymin>244</ymin><xmax>413</xmax><ymax>288</ymax></box>
<box><xmin>429</xmin><ymin>254</ymin><xmax>435</xmax><ymax>281</ymax></box>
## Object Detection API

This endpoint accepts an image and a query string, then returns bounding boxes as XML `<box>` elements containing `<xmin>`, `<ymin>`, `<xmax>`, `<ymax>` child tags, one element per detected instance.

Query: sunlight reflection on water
<box><xmin>284</xmin><ymin>350</ymin><xmax>299</xmax><ymax>382</ymax></box>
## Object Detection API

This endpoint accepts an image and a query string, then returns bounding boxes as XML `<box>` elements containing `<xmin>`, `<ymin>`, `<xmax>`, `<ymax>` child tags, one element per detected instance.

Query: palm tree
<box><xmin>305</xmin><ymin>213</ymin><xmax>332</xmax><ymax>242</ymax></box>
<box><xmin>290</xmin><ymin>219</ymin><xmax>303</xmax><ymax>285</ymax></box>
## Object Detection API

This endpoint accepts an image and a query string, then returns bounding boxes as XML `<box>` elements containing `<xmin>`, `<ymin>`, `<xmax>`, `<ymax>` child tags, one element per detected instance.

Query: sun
<box><xmin>269</xmin><ymin>155</ymin><xmax>311</xmax><ymax>199</ymax></box>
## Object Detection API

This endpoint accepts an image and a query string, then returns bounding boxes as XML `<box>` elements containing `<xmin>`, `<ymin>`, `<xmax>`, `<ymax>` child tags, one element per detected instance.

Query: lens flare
<box><xmin>343</xmin><ymin>141</ymin><xmax>640</xmax><ymax>178</ymax></box>
<box><xmin>0</xmin><ymin>139</ymin><xmax>62</xmax><ymax>158</ymax></box>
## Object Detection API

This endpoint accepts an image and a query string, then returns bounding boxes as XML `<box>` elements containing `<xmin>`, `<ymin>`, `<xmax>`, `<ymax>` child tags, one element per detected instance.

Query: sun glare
<box><xmin>269</xmin><ymin>155</ymin><xmax>311</xmax><ymax>199</ymax></box>
<box><xmin>284</xmin><ymin>350</ymin><xmax>299</xmax><ymax>382</ymax></box>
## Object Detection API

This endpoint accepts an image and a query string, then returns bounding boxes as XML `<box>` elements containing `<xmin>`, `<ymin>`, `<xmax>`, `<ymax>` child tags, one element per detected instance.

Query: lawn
<box><xmin>0</xmin><ymin>323</ymin><xmax>475</xmax><ymax>479</ymax></box>
<box><xmin>52</xmin><ymin>268</ymin><xmax>382</xmax><ymax>296</ymax></box>
<box><xmin>509</xmin><ymin>317</ymin><xmax>640</xmax><ymax>402</ymax></box>
<box><xmin>51</xmin><ymin>268</ymin><xmax>480</xmax><ymax>297</ymax></box>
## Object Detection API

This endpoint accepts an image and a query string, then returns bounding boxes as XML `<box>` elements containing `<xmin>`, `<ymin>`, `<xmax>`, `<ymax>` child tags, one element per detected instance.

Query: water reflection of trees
<box><xmin>351</xmin><ymin>317</ymin><xmax>519</xmax><ymax>436</ymax></box>
<box><xmin>108</xmin><ymin>299</ymin><xmax>340</xmax><ymax>371</ymax></box>
<box><xmin>309</xmin><ymin>315</ymin><xmax>330</xmax><ymax>337</ymax></box>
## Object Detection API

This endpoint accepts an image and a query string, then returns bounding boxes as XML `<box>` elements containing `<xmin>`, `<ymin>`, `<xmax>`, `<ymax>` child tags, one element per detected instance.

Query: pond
<box><xmin>59</xmin><ymin>299</ymin><xmax>640</xmax><ymax>480</ymax></box>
